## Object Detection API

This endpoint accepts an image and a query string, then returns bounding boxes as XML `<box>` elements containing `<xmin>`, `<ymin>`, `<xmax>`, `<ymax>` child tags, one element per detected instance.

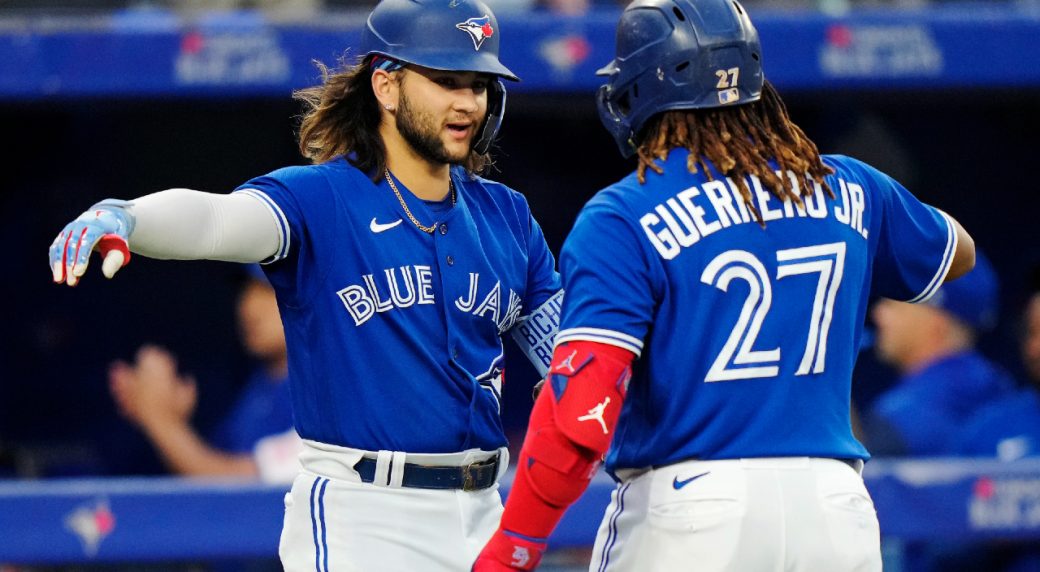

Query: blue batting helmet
<box><xmin>596</xmin><ymin>0</ymin><xmax>764</xmax><ymax>158</ymax></box>
<box><xmin>360</xmin><ymin>0</ymin><xmax>517</xmax><ymax>154</ymax></box>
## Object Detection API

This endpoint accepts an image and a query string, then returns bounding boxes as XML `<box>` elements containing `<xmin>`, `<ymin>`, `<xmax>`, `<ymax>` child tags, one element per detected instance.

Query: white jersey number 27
<box><xmin>699</xmin><ymin>242</ymin><xmax>846</xmax><ymax>382</ymax></box>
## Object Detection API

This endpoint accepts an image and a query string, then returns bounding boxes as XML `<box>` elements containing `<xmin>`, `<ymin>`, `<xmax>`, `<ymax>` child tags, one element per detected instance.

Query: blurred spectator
<box><xmin>1026</xmin><ymin>284</ymin><xmax>1040</xmax><ymax>380</ymax></box>
<box><xmin>933</xmin><ymin>281</ymin><xmax>1040</xmax><ymax>572</ymax></box>
<box><xmin>108</xmin><ymin>266</ymin><xmax>299</xmax><ymax>481</ymax></box>
<box><xmin>864</xmin><ymin>251</ymin><xmax>1016</xmax><ymax>456</ymax></box>
<box><xmin>954</xmin><ymin>286</ymin><xmax>1040</xmax><ymax>460</ymax></box>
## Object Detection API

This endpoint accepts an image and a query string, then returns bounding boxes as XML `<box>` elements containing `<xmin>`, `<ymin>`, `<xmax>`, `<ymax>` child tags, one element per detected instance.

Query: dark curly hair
<box><xmin>635</xmin><ymin>81</ymin><xmax>834</xmax><ymax>225</ymax></box>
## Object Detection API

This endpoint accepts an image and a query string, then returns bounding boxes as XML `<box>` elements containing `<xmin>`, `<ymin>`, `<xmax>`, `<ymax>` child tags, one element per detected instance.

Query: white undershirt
<box><xmin>126</xmin><ymin>189</ymin><xmax>280</xmax><ymax>262</ymax></box>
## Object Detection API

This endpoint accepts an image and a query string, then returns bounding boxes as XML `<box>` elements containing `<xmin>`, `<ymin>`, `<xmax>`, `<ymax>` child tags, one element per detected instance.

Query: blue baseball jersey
<box><xmin>209</xmin><ymin>368</ymin><xmax>293</xmax><ymax>454</ymax></box>
<box><xmin>234</xmin><ymin>158</ymin><xmax>561</xmax><ymax>453</ymax></box>
<box><xmin>867</xmin><ymin>350</ymin><xmax>1016</xmax><ymax>456</ymax></box>
<box><xmin>556</xmin><ymin>150</ymin><xmax>957</xmax><ymax>472</ymax></box>
<box><xmin>955</xmin><ymin>387</ymin><xmax>1040</xmax><ymax>460</ymax></box>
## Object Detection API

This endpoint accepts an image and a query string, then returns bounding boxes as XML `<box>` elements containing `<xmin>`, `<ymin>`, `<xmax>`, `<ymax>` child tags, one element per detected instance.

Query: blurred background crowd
<box><xmin>2</xmin><ymin>0</ymin><xmax>1036</xmax><ymax>17</ymax></box>
<box><xmin>1</xmin><ymin>0</ymin><xmax>1040</xmax><ymax>570</ymax></box>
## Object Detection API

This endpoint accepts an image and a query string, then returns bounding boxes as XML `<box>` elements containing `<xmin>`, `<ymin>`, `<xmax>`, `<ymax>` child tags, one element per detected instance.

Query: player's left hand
<box><xmin>472</xmin><ymin>528</ymin><xmax>546</xmax><ymax>571</ymax></box>
<box><xmin>49</xmin><ymin>199</ymin><xmax>135</xmax><ymax>286</ymax></box>
<box><xmin>109</xmin><ymin>345</ymin><xmax>198</xmax><ymax>430</ymax></box>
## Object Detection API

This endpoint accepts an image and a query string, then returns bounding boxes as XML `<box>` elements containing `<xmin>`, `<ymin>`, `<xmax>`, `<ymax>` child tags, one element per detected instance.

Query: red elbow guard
<box><xmin>498</xmin><ymin>386</ymin><xmax>599</xmax><ymax>541</ymax></box>
<box><xmin>494</xmin><ymin>341</ymin><xmax>636</xmax><ymax>543</ymax></box>
<box><xmin>547</xmin><ymin>341</ymin><xmax>634</xmax><ymax>455</ymax></box>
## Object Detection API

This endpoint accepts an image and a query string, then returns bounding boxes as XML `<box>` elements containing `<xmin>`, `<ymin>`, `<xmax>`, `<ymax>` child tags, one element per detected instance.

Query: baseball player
<box><xmin>867</xmin><ymin>251</ymin><xmax>1013</xmax><ymax>457</ymax></box>
<box><xmin>48</xmin><ymin>0</ymin><xmax>562</xmax><ymax>569</ymax></box>
<box><xmin>107</xmin><ymin>266</ymin><xmax>297</xmax><ymax>481</ymax></box>
<box><xmin>473</xmin><ymin>0</ymin><xmax>975</xmax><ymax>570</ymax></box>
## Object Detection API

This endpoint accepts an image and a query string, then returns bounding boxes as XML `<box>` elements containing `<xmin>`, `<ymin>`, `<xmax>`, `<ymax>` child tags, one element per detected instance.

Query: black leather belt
<box><xmin>354</xmin><ymin>455</ymin><xmax>500</xmax><ymax>491</ymax></box>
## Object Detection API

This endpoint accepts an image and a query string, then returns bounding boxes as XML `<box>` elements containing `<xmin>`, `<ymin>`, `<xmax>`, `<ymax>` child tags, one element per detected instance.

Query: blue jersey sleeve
<box><xmin>555</xmin><ymin>200</ymin><xmax>660</xmax><ymax>357</ymax></box>
<box><xmin>234</xmin><ymin>164</ymin><xmax>343</xmax><ymax>306</ymax></box>
<box><xmin>234</xmin><ymin>170</ymin><xmax>302</xmax><ymax>265</ymax></box>
<box><xmin>523</xmin><ymin>209</ymin><xmax>562</xmax><ymax>311</ymax></box>
<box><xmin>506</xmin><ymin>201</ymin><xmax>563</xmax><ymax>376</ymax></box>
<box><xmin>843</xmin><ymin>157</ymin><xmax>957</xmax><ymax>303</ymax></box>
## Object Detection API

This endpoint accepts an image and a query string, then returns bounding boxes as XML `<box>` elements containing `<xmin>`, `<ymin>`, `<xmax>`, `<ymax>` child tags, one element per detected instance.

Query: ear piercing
<box><xmin>384</xmin><ymin>103</ymin><xmax>394</xmax><ymax>111</ymax></box>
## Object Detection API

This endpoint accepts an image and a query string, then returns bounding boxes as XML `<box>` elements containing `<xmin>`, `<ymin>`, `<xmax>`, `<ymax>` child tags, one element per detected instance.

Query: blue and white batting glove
<box><xmin>49</xmin><ymin>199</ymin><xmax>136</xmax><ymax>286</ymax></box>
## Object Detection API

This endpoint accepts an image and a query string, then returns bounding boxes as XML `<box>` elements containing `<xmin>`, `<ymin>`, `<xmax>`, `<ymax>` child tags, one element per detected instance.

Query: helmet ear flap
<box><xmin>473</xmin><ymin>79</ymin><xmax>506</xmax><ymax>155</ymax></box>
<box><xmin>596</xmin><ymin>83</ymin><xmax>638</xmax><ymax>159</ymax></box>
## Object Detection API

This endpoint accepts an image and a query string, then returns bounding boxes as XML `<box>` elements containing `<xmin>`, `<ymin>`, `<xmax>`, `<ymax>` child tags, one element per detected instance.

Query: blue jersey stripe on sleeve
<box><xmin>236</xmin><ymin>188</ymin><xmax>291</xmax><ymax>262</ymax></box>
<box><xmin>908</xmin><ymin>209</ymin><xmax>957</xmax><ymax>304</ymax></box>
<box><xmin>556</xmin><ymin>327</ymin><xmax>643</xmax><ymax>356</ymax></box>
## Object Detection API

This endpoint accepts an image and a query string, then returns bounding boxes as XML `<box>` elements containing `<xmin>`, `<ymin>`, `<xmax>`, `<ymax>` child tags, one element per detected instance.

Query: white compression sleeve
<box><xmin>126</xmin><ymin>189</ymin><xmax>281</xmax><ymax>262</ymax></box>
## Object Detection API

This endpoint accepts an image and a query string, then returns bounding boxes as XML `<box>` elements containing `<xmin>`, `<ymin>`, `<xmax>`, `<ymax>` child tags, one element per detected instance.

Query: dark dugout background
<box><xmin>3</xmin><ymin>85</ymin><xmax>1038</xmax><ymax>476</ymax></box>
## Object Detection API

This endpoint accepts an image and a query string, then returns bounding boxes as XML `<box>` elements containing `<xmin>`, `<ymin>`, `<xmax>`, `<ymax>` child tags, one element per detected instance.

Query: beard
<box><xmin>396</xmin><ymin>90</ymin><xmax>471</xmax><ymax>165</ymax></box>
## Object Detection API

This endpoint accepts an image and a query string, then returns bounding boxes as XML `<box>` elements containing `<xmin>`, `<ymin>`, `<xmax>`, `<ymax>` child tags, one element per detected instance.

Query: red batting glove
<box><xmin>473</xmin><ymin>528</ymin><xmax>548</xmax><ymax>571</ymax></box>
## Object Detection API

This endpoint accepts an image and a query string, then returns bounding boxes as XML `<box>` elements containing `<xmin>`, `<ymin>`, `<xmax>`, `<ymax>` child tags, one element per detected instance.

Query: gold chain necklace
<box><xmin>384</xmin><ymin>169</ymin><xmax>456</xmax><ymax>234</ymax></box>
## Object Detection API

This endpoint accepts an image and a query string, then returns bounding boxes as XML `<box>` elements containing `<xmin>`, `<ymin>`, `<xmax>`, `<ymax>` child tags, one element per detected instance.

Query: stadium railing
<box><xmin>3</xmin><ymin>457</ymin><xmax>1040</xmax><ymax>563</ymax></box>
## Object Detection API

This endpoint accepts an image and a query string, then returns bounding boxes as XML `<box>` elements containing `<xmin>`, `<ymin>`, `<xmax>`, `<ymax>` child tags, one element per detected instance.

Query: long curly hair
<box><xmin>293</xmin><ymin>55</ymin><xmax>490</xmax><ymax>180</ymax></box>
<box><xmin>635</xmin><ymin>81</ymin><xmax>834</xmax><ymax>225</ymax></box>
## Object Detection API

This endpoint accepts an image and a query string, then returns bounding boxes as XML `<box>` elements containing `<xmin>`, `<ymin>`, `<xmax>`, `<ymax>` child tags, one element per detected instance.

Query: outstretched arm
<box><xmin>50</xmin><ymin>189</ymin><xmax>280</xmax><ymax>286</ymax></box>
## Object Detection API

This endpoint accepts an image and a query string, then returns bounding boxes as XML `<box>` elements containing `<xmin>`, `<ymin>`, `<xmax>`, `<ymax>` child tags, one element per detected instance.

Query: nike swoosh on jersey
<box><xmin>370</xmin><ymin>218</ymin><xmax>403</xmax><ymax>233</ymax></box>
<box><xmin>672</xmin><ymin>471</ymin><xmax>710</xmax><ymax>490</ymax></box>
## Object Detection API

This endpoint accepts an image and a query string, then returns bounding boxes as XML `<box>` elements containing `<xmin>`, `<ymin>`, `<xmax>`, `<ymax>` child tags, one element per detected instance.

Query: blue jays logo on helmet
<box><xmin>456</xmin><ymin>16</ymin><xmax>494</xmax><ymax>51</ymax></box>
<box><xmin>358</xmin><ymin>0</ymin><xmax>517</xmax><ymax>81</ymax></box>
<box><xmin>595</xmin><ymin>0</ymin><xmax>764</xmax><ymax>158</ymax></box>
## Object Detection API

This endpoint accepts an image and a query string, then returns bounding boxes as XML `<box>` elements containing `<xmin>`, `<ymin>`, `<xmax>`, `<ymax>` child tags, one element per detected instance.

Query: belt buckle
<box><xmin>461</xmin><ymin>457</ymin><xmax>497</xmax><ymax>491</ymax></box>
<box><xmin>462</xmin><ymin>464</ymin><xmax>477</xmax><ymax>491</ymax></box>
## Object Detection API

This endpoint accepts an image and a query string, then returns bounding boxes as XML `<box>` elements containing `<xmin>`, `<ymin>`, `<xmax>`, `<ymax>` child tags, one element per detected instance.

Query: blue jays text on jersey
<box><xmin>555</xmin><ymin>150</ymin><xmax>956</xmax><ymax>474</ymax></box>
<box><xmin>234</xmin><ymin>158</ymin><xmax>561</xmax><ymax>454</ymax></box>
<box><xmin>337</xmin><ymin>265</ymin><xmax>525</xmax><ymax>332</ymax></box>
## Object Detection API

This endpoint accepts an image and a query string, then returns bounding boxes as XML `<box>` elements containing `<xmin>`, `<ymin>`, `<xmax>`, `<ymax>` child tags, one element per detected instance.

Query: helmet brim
<box><xmin>369</xmin><ymin>49</ymin><xmax>519</xmax><ymax>82</ymax></box>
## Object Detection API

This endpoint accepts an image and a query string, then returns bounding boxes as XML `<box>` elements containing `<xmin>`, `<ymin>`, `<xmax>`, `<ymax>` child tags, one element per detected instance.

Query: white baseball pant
<box><xmin>589</xmin><ymin>457</ymin><xmax>881</xmax><ymax>572</ymax></box>
<box><xmin>278</xmin><ymin>440</ymin><xmax>507</xmax><ymax>572</ymax></box>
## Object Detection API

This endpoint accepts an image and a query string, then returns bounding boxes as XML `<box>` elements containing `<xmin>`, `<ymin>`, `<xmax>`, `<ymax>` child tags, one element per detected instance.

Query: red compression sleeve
<box><xmin>549</xmin><ymin>341</ymin><xmax>633</xmax><ymax>453</ymax></box>
<box><xmin>474</xmin><ymin>341</ymin><xmax>635</xmax><ymax>571</ymax></box>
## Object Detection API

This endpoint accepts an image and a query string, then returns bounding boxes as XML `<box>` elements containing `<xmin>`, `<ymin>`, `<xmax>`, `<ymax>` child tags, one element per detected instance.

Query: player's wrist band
<box><xmin>89</xmin><ymin>199</ymin><xmax>137</xmax><ymax>236</ymax></box>
<box><xmin>354</xmin><ymin>455</ymin><xmax>500</xmax><ymax>491</ymax></box>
